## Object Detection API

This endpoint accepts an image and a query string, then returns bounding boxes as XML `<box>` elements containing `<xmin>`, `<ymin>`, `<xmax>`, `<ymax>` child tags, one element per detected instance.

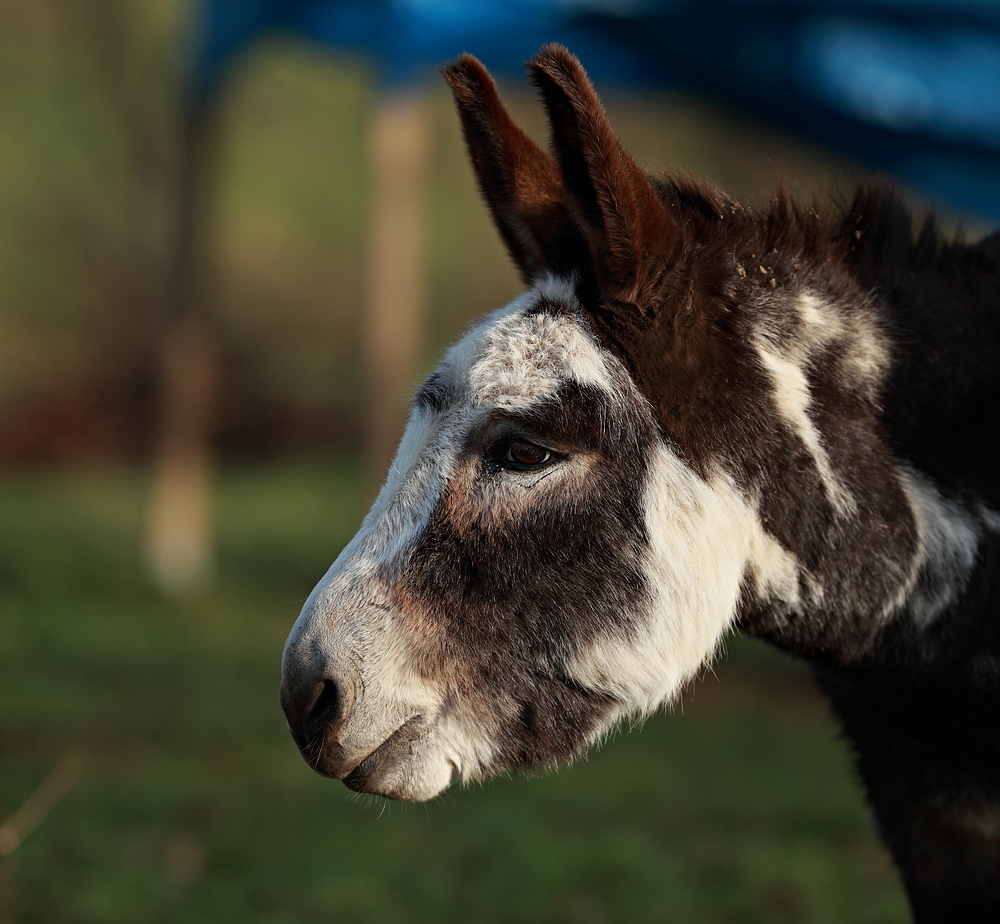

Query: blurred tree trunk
<box><xmin>142</xmin><ymin>100</ymin><xmax>219</xmax><ymax>593</ymax></box>
<box><xmin>33</xmin><ymin>0</ymin><xmax>219</xmax><ymax>591</ymax></box>
<box><xmin>361</xmin><ymin>88</ymin><xmax>432</xmax><ymax>499</ymax></box>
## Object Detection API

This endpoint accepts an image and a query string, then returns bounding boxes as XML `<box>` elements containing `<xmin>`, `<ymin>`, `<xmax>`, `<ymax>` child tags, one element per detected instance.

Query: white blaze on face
<box><xmin>303</xmin><ymin>287</ymin><xmax>611</xmax><ymax>586</ymax></box>
<box><xmin>469</xmin><ymin>307</ymin><xmax>616</xmax><ymax>409</ymax></box>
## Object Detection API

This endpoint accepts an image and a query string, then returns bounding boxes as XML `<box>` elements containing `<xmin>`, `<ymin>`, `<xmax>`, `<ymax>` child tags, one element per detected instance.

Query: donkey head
<box><xmin>280</xmin><ymin>46</ymin><xmax>919</xmax><ymax>801</ymax></box>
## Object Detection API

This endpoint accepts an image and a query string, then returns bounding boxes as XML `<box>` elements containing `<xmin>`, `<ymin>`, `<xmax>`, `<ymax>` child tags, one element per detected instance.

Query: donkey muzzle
<box><xmin>279</xmin><ymin>652</ymin><xmax>362</xmax><ymax>778</ymax></box>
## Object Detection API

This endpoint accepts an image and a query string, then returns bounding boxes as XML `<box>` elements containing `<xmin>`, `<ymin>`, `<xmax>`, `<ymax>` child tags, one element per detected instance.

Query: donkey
<box><xmin>281</xmin><ymin>45</ymin><xmax>1000</xmax><ymax>921</ymax></box>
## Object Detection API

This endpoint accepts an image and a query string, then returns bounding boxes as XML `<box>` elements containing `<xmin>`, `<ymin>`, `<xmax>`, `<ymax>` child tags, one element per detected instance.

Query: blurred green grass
<box><xmin>0</xmin><ymin>462</ymin><xmax>908</xmax><ymax>923</ymax></box>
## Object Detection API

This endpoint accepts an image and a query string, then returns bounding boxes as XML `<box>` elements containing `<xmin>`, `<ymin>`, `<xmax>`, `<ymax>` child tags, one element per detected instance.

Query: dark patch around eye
<box><xmin>499</xmin><ymin>381</ymin><xmax>657</xmax><ymax>455</ymax></box>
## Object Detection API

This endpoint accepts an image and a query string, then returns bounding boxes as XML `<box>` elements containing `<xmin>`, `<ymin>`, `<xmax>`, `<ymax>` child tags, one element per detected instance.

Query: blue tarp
<box><xmin>190</xmin><ymin>1</ymin><xmax>1000</xmax><ymax>223</ymax></box>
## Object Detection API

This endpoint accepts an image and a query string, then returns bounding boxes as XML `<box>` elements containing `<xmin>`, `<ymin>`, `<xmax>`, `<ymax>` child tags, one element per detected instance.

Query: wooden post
<box><xmin>361</xmin><ymin>87</ymin><xmax>432</xmax><ymax>499</ymax></box>
<box><xmin>143</xmin><ymin>320</ymin><xmax>217</xmax><ymax>591</ymax></box>
<box><xmin>143</xmin><ymin>97</ymin><xmax>218</xmax><ymax>593</ymax></box>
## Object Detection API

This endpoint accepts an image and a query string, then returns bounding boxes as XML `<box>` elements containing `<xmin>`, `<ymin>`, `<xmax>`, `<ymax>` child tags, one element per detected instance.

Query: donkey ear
<box><xmin>442</xmin><ymin>53</ymin><xmax>589</xmax><ymax>286</ymax></box>
<box><xmin>528</xmin><ymin>45</ymin><xmax>681</xmax><ymax>306</ymax></box>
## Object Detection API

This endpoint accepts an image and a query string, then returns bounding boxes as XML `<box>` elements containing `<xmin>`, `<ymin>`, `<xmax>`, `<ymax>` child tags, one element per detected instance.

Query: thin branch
<box><xmin>0</xmin><ymin>752</ymin><xmax>87</xmax><ymax>858</ymax></box>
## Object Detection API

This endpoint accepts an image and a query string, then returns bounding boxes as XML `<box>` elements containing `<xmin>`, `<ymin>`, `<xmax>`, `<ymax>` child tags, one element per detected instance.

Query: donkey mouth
<box><xmin>342</xmin><ymin>716</ymin><xmax>426</xmax><ymax>796</ymax></box>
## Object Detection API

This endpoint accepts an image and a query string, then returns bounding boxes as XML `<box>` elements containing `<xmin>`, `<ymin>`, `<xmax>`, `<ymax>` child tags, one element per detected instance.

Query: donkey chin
<box><xmin>303</xmin><ymin>707</ymin><xmax>455</xmax><ymax>804</ymax></box>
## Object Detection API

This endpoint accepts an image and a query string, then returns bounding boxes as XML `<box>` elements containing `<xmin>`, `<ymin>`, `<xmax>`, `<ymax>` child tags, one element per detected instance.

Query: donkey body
<box><xmin>281</xmin><ymin>46</ymin><xmax>1000</xmax><ymax>920</ymax></box>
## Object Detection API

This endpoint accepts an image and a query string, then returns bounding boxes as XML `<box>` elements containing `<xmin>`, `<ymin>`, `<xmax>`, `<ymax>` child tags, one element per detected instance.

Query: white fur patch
<box><xmin>977</xmin><ymin>505</ymin><xmax>1000</xmax><ymax>535</ymax></box>
<box><xmin>795</xmin><ymin>291</ymin><xmax>889</xmax><ymax>398</ymax></box>
<box><xmin>534</xmin><ymin>271</ymin><xmax>579</xmax><ymax>304</ymax></box>
<box><xmin>755</xmin><ymin>340</ymin><xmax>856</xmax><ymax>517</ymax></box>
<box><xmin>567</xmin><ymin>443</ymin><xmax>800</xmax><ymax>716</ymax></box>
<box><xmin>438</xmin><ymin>296</ymin><xmax>535</xmax><ymax>393</ymax></box>
<box><xmin>468</xmin><ymin>305</ymin><xmax>614</xmax><ymax>409</ymax></box>
<box><xmin>751</xmin><ymin>289</ymin><xmax>893</xmax><ymax>519</ymax></box>
<box><xmin>900</xmin><ymin>469</ymin><xmax>981</xmax><ymax>628</ymax></box>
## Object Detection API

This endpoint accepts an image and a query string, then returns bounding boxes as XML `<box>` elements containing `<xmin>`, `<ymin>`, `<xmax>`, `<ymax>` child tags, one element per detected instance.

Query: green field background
<box><xmin>0</xmin><ymin>3</ymin><xmax>921</xmax><ymax>921</ymax></box>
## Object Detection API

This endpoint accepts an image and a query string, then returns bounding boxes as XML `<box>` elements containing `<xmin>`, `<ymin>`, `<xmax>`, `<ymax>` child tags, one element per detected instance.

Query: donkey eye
<box><xmin>502</xmin><ymin>441</ymin><xmax>552</xmax><ymax>469</ymax></box>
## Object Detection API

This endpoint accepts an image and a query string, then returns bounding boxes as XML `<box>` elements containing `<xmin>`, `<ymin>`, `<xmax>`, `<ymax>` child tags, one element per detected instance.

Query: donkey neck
<box><xmin>734</xmin><ymin>204</ymin><xmax>1000</xmax><ymax>666</ymax></box>
<box><xmin>783</xmin><ymin>221</ymin><xmax>1000</xmax><ymax>668</ymax></box>
<box><xmin>860</xmin><ymin>227</ymin><xmax>1000</xmax><ymax>506</ymax></box>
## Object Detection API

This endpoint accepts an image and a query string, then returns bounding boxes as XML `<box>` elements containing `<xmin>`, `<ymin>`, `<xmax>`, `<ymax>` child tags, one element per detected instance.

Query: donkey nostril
<box><xmin>307</xmin><ymin>679</ymin><xmax>343</xmax><ymax>735</ymax></box>
<box><xmin>281</xmin><ymin>660</ymin><xmax>360</xmax><ymax>769</ymax></box>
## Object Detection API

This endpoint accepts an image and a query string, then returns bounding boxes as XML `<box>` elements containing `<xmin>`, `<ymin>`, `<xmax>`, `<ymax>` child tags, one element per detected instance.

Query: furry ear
<box><xmin>442</xmin><ymin>53</ymin><xmax>589</xmax><ymax>286</ymax></box>
<box><xmin>528</xmin><ymin>45</ymin><xmax>681</xmax><ymax>306</ymax></box>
